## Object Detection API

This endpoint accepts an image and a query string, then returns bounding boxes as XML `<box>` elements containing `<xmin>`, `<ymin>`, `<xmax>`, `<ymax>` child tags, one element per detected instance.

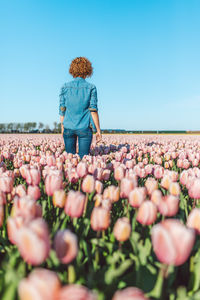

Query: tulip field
<box><xmin>2</xmin><ymin>133</ymin><xmax>200</xmax><ymax>300</ymax></box>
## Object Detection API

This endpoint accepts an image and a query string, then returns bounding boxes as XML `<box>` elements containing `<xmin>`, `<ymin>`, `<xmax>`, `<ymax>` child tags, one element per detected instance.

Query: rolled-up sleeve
<box><xmin>59</xmin><ymin>86</ymin><xmax>66</xmax><ymax>116</ymax></box>
<box><xmin>89</xmin><ymin>86</ymin><xmax>98</xmax><ymax>112</ymax></box>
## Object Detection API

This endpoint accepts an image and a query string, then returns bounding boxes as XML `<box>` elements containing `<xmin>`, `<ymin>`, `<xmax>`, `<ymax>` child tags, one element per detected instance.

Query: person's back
<box><xmin>60</xmin><ymin>77</ymin><xmax>97</xmax><ymax>130</ymax></box>
<box><xmin>59</xmin><ymin>57</ymin><xmax>101</xmax><ymax>159</ymax></box>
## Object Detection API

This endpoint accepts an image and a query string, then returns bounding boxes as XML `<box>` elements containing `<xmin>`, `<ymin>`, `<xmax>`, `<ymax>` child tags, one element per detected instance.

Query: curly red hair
<box><xmin>69</xmin><ymin>57</ymin><xmax>93</xmax><ymax>78</ymax></box>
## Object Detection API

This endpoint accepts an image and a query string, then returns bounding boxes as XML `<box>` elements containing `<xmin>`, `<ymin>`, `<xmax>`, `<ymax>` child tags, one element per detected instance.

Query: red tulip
<box><xmin>152</xmin><ymin>219</ymin><xmax>195</xmax><ymax>266</ymax></box>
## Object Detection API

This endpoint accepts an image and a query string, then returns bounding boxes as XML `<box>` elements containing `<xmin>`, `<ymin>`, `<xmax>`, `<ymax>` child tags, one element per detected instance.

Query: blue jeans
<box><xmin>63</xmin><ymin>127</ymin><xmax>93</xmax><ymax>159</ymax></box>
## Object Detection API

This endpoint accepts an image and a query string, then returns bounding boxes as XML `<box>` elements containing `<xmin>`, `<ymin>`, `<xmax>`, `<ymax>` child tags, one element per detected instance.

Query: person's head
<box><xmin>69</xmin><ymin>57</ymin><xmax>93</xmax><ymax>79</ymax></box>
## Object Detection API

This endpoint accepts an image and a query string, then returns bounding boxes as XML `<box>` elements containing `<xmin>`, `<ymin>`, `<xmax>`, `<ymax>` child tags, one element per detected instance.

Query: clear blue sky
<box><xmin>1</xmin><ymin>0</ymin><xmax>200</xmax><ymax>130</ymax></box>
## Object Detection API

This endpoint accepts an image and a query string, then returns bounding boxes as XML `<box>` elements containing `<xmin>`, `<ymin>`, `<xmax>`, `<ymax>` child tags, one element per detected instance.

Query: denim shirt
<box><xmin>59</xmin><ymin>77</ymin><xmax>98</xmax><ymax>131</ymax></box>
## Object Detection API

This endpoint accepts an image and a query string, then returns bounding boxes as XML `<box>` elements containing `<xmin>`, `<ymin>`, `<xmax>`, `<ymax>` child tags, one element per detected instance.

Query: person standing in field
<box><xmin>59</xmin><ymin>57</ymin><xmax>102</xmax><ymax>159</ymax></box>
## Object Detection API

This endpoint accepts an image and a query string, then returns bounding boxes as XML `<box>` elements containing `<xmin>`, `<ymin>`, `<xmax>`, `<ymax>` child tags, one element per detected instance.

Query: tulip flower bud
<box><xmin>54</xmin><ymin>230</ymin><xmax>78</xmax><ymax>264</ymax></box>
<box><xmin>169</xmin><ymin>182</ymin><xmax>180</xmax><ymax>196</ymax></box>
<box><xmin>129</xmin><ymin>187</ymin><xmax>146</xmax><ymax>208</ymax></box>
<box><xmin>45</xmin><ymin>171</ymin><xmax>63</xmax><ymax>196</ymax></box>
<box><xmin>152</xmin><ymin>219</ymin><xmax>195</xmax><ymax>266</ymax></box>
<box><xmin>91</xmin><ymin>207</ymin><xmax>110</xmax><ymax>231</ymax></box>
<box><xmin>53</xmin><ymin>189</ymin><xmax>66</xmax><ymax>208</ymax></box>
<box><xmin>82</xmin><ymin>175</ymin><xmax>95</xmax><ymax>194</ymax></box>
<box><xmin>136</xmin><ymin>201</ymin><xmax>157</xmax><ymax>225</ymax></box>
<box><xmin>112</xmin><ymin>287</ymin><xmax>149</xmax><ymax>300</ymax></box>
<box><xmin>27</xmin><ymin>185</ymin><xmax>41</xmax><ymax>201</ymax></box>
<box><xmin>114</xmin><ymin>166</ymin><xmax>125</xmax><ymax>181</ymax></box>
<box><xmin>65</xmin><ymin>191</ymin><xmax>85</xmax><ymax>218</ymax></box>
<box><xmin>158</xmin><ymin>195</ymin><xmax>179</xmax><ymax>217</ymax></box>
<box><xmin>120</xmin><ymin>178</ymin><xmax>135</xmax><ymax>198</ymax></box>
<box><xmin>77</xmin><ymin>162</ymin><xmax>88</xmax><ymax>178</ymax></box>
<box><xmin>18</xmin><ymin>268</ymin><xmax>61</xmax><ymax>300</ymax></box>
<box><xmin>187</xmin><ymin>208</ymin><xmax>200</xmax><ymax>234</ymax></box>
<box><xmin>145</xmin><ymin>178</ymin><xmax>158</xmax><ymax>195</ymax></box>
<box><xmin>189</xmin><ymin>179</ymin><xmax>200</xmax><ymax>199</ymax></box>
<box><xmin>0</xmin><ymin>175</ymin><xmax>13</xmax><ymax>193</ymax></box>
<box><xmin>113</xmin><ymin>217</ymin><xmax>131</xmax><ymax>242</ymax></box>
<box><xmin>56</xmin><ymin>284</ymin><xmax>97</xmax><ymax>300</ymax></box>
<box><xmin>95</xmin><ymin>180</ymin><xmax>103</xmax><ymax>194</ymax></box>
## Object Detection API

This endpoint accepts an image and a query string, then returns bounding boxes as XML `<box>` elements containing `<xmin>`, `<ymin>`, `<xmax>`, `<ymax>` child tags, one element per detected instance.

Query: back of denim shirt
<box><xmin>59</xmin><ymin>77</ymin><xmax>98</xmax><ymax>131</ymax></box>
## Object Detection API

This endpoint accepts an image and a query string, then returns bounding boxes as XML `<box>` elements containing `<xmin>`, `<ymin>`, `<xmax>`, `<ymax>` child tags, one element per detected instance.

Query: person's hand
<box><xmin>95</xmin><ymin>130</ymin><xmax>102</xmax><ymax>143</ymax></box>
<box><xmin>61</xmin><ymin>124</ymin><xmax>64</xmax><ymax>135</ymax></box>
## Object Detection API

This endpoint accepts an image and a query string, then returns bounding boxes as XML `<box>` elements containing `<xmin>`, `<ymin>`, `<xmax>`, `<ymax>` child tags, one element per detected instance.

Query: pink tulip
<box><xmin>187</xmin><ymin>208</ymin><xmax>200</xmax><ymax>234</ymax></box>
<box><xmin>0</xmin><ymin>175</ymin><xmax>13</xmax><ymax>193</ymax></box>
<box><xmin>95</xmin><ymin>180</ymin><xmax>103</xmax><ymax>194</ymax></box>
<box><xmin>11</xmin><ymin>196</ymin><xmax>38</xmax><ymax>222</ymax></box>
<box><xmin>91</xmin><ymin>207</ymin><xmax>110</xmax><ymax>231</ymax></box>
<box><xmin>18</xmin><ymin>268</ymin><xmax>61</xmax><ymax>300</ymax></box>
<box><xmin>129</xmin><ymin>187</ymin><xmax>146</xmax><ymax>208</ymax></box>
<box><xmin>145</xmin><ymin>178</ymin><xmax>158</xmax><ymax>195</ymax></box>
<box><xmin>136</xmin><ymin>201</ymin><xmax>157</xmax><ymax>225</ymax></box>
<box><xmin>82</xmin><ymin>175</ymin><xmax>95</xmax><ymax>193</ymax></box>
<box><xmin>152</xmin><ymin>219</ymin><xmax>195</xmax><ymax>266</ymax></box>
<box><xmin>7</xmin><ymin>216</ymin><xmax>24</xmax><ymax>244</ymax></box>
<box><xmin>54</xmin><ymin>230</ymin><xmax>78</xmax><ymax>264</ymax></box>
<box><xmin>120</xmin><ymin>178</ymin><xmax>135</xmax><ymax>198</ymax></box>
<box><xmin>53</xmin><ymin>189</ymin><xmax>66</xmax><ymax>208</ymax></box>
<box><xmin>189</xmin><ymin>179</ymin><xmax>200</xmax><ymax>199</ymax></box>
<box><xmin>25</xmin><ymin>168</ymin><xmax>41</xmax><ymax>186</ymax></box>
<box><xmin>65</xmin><ymin>191</ymin><xmax>85</xmax><ymax>218</ymax></box>
<box><xmin>27</xmin><ymin>185</ymin><xmax>41</xmax><ymax>201</ymax></box>
<box><xmin>76</xmin><ymin>162</ymin><xmax>88</xmax><ymax>178</ymax></box>
<box><xmin>15</xmin><ymin>184</ymin><xmax>27</xmax><ymax>197</ymax></box>
<box><xmin>160</xmin><ymin>175</ymin><xmax>171</xmax><ymax>190</ymax></box>
<box><xmin>103</xmin><ymin>185</ymin><xmax>120</xmax><ymax>203</ymax></box>
<box><xmin>154</xmin><ymin>166</ymin><xmax>164</xmax><ymax>179</ymax></box>
<box><xmin>0</xmin><ymin>205</ymin><xmax>4</xmax><ymax>227</ymax></box>
<box><xmin>112</xmin><ymin>287</ymin><xmax>149</xmax><ymax>300</ymax></box>
<box><xmin>45</xmin><ymin>171</ymin><xmax>63</xmax><ymax>196</ymax></box>
<box><xmin>114</xmin><ymin>166</ymin><xmax>125</xmax><ymax>181</ymax></box>
<box><xmin>158</xmin><ymin>195</ymin><xmax>179</xmax><ymax>217</ymax></box>
<box><xmin>113</xmin><ymin>217</ymin><xmax>131</xmax><ymax>242</ymax></box>
<box><xmin>17</xmin><ymin>218</ymin><xmax>50</xmax><ymax>265</ymax></box>
<box><xmin>56</xmin><ymin>284</ymin><xmax>97</xmax><ymax>300</ymax></box>
<box><xmin>102</xmin><ymin>169</ymin><xmax>111</xmax><ymax>181</ymax></box>
<box><xmin>0</xmin><ymin>191</ymin><xmax>6</xmax><ymax>205</ymax></box>
<box><xmin>151</xmin><ymin>189</ymin><xmax>162</xmax><ymax>206</ymax></box>
<box><xmin>169</xmin><ymin>182</ymin><xmax>181</xmax><ymax>196</ymax></box>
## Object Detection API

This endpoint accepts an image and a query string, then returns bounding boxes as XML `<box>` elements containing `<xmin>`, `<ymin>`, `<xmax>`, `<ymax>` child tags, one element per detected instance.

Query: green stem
<box><xmin>148</xmin><ymin>264</ymin><xmax>166</xmax><ymax>299</ymax></box>
<box><xmin>83</xmin><ymin>193</ymin><xmax>88</xmax><ymax>216</ymax></box>
<box><xmin>68</xmin><ymin>265</ymin><xmax>76</xmax><ymax>283</ymax></box>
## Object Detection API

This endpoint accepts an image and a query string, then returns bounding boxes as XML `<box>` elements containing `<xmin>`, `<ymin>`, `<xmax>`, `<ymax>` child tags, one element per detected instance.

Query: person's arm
<box><xmin>91</xmin><ymin>111</ymin><xmax>102</xmax><ymax>142</ymax></box>
<box><xmin>89</xmin><ymin>86</ymin><xmax>102</xmax><ymax>143</ymax></box>
<box><xmin>60</xmin><ymin>115</ymin><xmax>64</xmax><ymax>134</ymax></box>
<box><xmin>59</xmin><ymin>86</ymin><xmax>66</xmax><ymax>135</ymax></box>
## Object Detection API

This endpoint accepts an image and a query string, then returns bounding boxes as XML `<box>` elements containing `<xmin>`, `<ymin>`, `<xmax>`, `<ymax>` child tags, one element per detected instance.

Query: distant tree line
<box><xmin>0</xmin><ymin>122</ymin><xmax>61</xmax><ymax>133</ymax></box>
